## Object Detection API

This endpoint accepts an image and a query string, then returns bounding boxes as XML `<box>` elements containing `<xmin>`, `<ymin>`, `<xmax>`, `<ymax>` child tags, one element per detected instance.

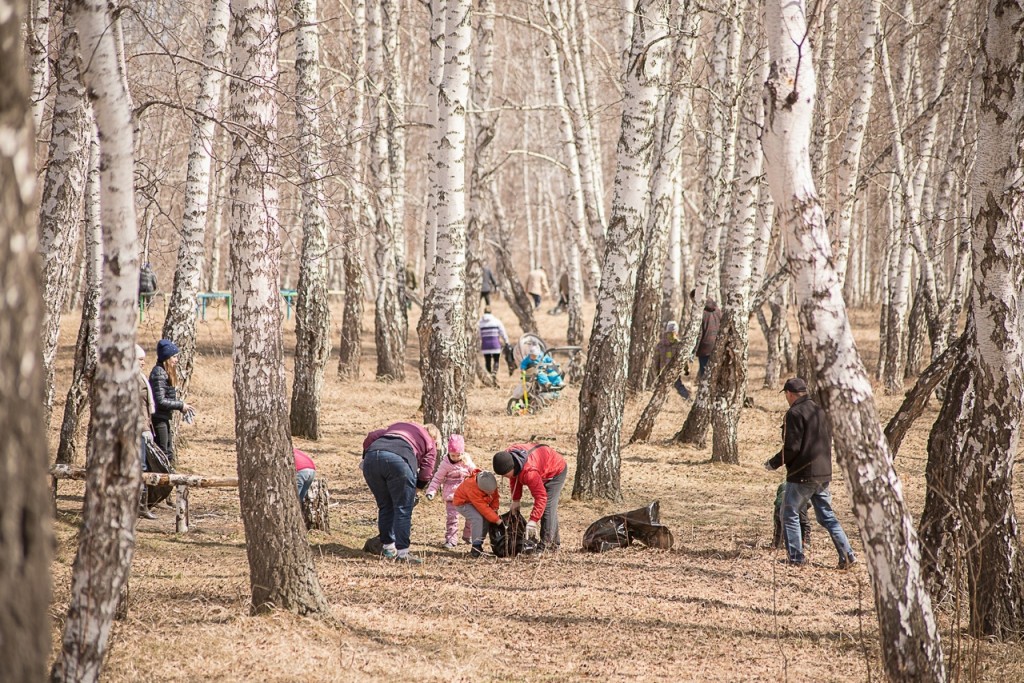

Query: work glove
<box><xmin>425</xmin><ymin>492</ymin><xmax>436</xmax><ymax>502</ymax></box>
<box><xmin>763</xmin><ymin>460</ymin><xmax>774</xmax><ymax>471</ymax></box>
<box><xmin>525</xmin><ymin>521</ymin><xmax>539</xmax><ymax>541</ymax></box>
<box><xmin>509</xmin><ymin>501</ymin><xmax>521</xmax><ymax>514</ymax></box>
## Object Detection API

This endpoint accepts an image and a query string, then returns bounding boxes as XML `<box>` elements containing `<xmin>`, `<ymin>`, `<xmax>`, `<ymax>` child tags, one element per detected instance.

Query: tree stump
<box><xmin>302</xmin><ymin>478</ymin><xmax>330</xmax><ymax>532</ymax></box>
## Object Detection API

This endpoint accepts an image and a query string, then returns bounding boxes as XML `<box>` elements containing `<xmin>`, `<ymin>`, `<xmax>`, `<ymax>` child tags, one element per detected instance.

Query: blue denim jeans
<box><xmin>362</xmin><ymin>449</ymin><xmax>417</xmax><ymax>551</ymax></box>
<box><xmin>783</xmin><ymin>481</ymin><xmax>853</xmax><ymax>563</ymax></box>
<box><xmin>296</xmin><ymin>468</ymin><xmax>316</xmax><ymax>502</ymax></box>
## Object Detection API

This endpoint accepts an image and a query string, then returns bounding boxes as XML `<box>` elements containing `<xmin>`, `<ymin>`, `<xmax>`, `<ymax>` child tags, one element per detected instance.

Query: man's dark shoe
<box><xmin>778</xmin><ymin>558</ymin><xmax>807</xmax><ymax>566</ymax></box>
<box><xmin>838</xmin><ymin>552</ymin><xmax>857</xmax><ymax>570</ymax></box>
<box><xmin>470</xmin><ymin>544</ymin><xmax>487</xmax><ymax>559</ymax></box>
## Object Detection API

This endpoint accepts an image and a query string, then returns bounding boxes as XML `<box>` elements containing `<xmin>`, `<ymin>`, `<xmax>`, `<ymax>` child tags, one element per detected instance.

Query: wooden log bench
<box><xmin>49</xmin><ymin>465</ymin><xmax>330</xmax><ymax>533</ymax></box>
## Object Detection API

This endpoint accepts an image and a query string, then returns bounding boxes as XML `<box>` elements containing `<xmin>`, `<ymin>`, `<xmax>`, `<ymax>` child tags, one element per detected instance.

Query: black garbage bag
<box><xmin>363</xmin><ymin>535</ymin><xmax>384</xmax><ymax>555</ymax></box>
<box><xmin>144</xmin><ymin>436</ymin><xmax>174</xmax><ymax>508</ymax></box>
<box><xmin>582</xmin><ymin>501</ymin><xmax>674</xmax><ymax>553</ymax></box>
<box><xmin>489</xmin><ymin>510</ymin><xmax>528</xmax><ymax>557</ymax></box>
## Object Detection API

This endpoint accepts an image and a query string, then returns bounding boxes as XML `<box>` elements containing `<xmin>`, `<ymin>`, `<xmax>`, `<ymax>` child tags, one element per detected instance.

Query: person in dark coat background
<box><xmin>691</xmin><ymin>290</ymin><xmax>722</xmax><ymax>378</ymax></box>
<box><xmin>149</xmin><ymin>339</ymin><xmax>194</xmax><ymax>463</ymax></box>
<box><xmin>764</xmin><ymin>378</ymin><xmax>856</xmax><ymax>569</ymax></box>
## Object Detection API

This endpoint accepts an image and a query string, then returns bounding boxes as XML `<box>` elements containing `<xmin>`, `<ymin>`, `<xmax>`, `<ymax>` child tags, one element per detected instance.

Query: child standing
<box><xmin>425</xmin><ymin>435</ymin><xmax>476</xmax><ymax>549</ymax></box>
<box><xmin>453</xmin><ymin>470</ymin><xmax>501</xmax><ymax>558</ymax></box>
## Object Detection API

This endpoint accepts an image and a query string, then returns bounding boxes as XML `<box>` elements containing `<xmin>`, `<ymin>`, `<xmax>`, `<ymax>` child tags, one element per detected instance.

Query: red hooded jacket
<box><xmin>506</xmin><ymin>443</ymin><xmax>567</xmax><ymax>523</ymax></box>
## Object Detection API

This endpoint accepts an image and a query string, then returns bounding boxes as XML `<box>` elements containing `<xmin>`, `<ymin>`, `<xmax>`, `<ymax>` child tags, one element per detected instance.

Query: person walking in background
<box><xmin>478</xmin><ymin>307</ymin><xmax>510</xmax><ymax>379</ymax></box>
<box><xmin>480</xmin><ymin>265</ymin><xmax>499</xmax><ymax>306</ymax></box>
<box><xmin>493</xmin><ymin>443</ymin><xmax>567</xmax><ymax>551</ymax></box>
<box><xmin>294</xmin><ymin>448</ymin><xmax>317</xmax><ymax>503</ymax></box>
<box><xmin>692</xmin><ymin>290</ymin><xmax>722</xmax><ymax>378</ymax></box>
<box><xmin>136</xmin><ymin>344</ymin><xmax>157</xmax><ymax>520</ymax></box>
<box><xmin>526</xmin><ymin>267</ymin><xmax>550</xmax><ymax>309</ymax></box>
<box><xmin>764</xmin><ymin>378</ymin><xmax>857</xmax><ymax>569</ymax></box>
<box><xmin>552</xmin><ymin>271</ymin><xmax>569</xmax><ymax>314</ymax></box>
<box><xmin>361</xmin><ymin>421</ymin><xmax>441</xmax><ymax>564</ymax></box>
<box><xmin>149</xmin><ymin>339</ymin><xmax>194</xmax><ymax>464</ymax></box>
<box><xmin>425</xmin><ymin>435</ymin><xmax>477</xmax><ymax>549</ymax></box>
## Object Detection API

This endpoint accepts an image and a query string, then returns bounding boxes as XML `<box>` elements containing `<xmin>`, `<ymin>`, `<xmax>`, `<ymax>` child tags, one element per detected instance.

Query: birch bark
<box><xmin>0</xmin><ymin>2</ymin><xmax>52</xmax><ymax>676</ymax></box>
<box><xmin>226</xmin><ymin>0</ymin><xmax>328</xmax><ymax>616</ymax></box>
<box><xmin>50</xmin><ymin>0</ymin><xmax>142</xmax><ymax>677</ymax></box>
<box><xmin>575</xmin><ymin>0</ymin><xmax>669</xmax><ymax>500</ymax></box>
<box><xmin>27</xmin><ymin>0</ymin><xmax>50</xmax><ymax>132</ymax></box>
<box><xmin>161</xmin><ymin>0</ymin><xmax>230</xmax><ymax>401</ymax></box>
<box><xmin>290</xmin><ymin>0</ymin><xmax>332</xmax><ymax>438</ymax></box>
<box><xmin>761</xmin><ymin>0</ymin><xmax>946</xmax><ymax>678</ymax></box>
<box><xmin>423</xmin><ymin>0</ymin><xmax>472</xmax><ymax>437</ymax></box>
<box><xmin>337</xmin><ymin>0</ymin><xmax>368</xmax><ymax>381</ymax></box>
<box><xmin>55</xmin><ymin>133</ymin><xmax>100</xmax><ymax>466</ymax></box>
<box><xmin>39</xmin><ymin>5</ymin><xmax>90</xmax><ymax>427</ymax></box>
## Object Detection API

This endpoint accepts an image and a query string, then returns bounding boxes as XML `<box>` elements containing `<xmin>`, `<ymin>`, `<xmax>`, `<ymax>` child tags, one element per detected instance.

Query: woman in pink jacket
<box><xmin>425</xmin><ymin>435</ymin><xmax>476</xmax><ymax>549</ymax></box>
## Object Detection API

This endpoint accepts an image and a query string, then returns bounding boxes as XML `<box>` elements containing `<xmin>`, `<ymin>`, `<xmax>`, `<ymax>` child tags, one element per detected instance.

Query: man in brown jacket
<box><xmin>526</xmin><ymin>268</ymin><xmax>550</xmax><ymax>309</ymax></box>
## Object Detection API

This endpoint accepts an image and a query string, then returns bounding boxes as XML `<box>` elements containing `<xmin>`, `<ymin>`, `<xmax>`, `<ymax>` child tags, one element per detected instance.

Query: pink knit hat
<box><xmin>447</xmin><ymin>434</ymin><xmax>465</xmax><ymax>454</ymax></box>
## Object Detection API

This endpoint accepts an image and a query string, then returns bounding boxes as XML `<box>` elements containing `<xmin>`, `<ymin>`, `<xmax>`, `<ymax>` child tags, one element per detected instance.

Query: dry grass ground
<box><xmin>47</xmin><ymin>298</ymin><xmax>1024</xmax><ymax>682</ymax></box>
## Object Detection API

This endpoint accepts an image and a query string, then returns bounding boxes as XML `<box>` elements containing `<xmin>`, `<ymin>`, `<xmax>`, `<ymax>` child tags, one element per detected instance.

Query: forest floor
<box><xmin>47</xmin><ymin>297</ymin><xmax>1024</xmax><ymax>682</ymax></box>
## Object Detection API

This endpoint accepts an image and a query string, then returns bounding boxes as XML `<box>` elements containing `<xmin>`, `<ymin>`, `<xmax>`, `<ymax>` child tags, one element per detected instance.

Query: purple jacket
<box><xmin>478</xmin><ymin>313</ymin><xmax>509</xmax><ymax>354</ymax></box>
<box><xmin>363</xmin><ymin>422</ymin><xmax>437</xmax><ymax>483</ymax></box>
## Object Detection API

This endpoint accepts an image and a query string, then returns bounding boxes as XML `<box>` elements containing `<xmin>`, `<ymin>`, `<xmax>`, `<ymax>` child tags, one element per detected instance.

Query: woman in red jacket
<box><xmin>492</xmin><ymin>443</ymin><xmax>567</xmax><ymax>551</ymax></box>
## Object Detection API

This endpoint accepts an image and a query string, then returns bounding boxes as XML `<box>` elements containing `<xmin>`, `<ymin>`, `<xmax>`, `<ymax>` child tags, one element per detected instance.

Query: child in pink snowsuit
<box><xmin>425</xmin><ymin>435</ymin><xmax>477</xmax><ymax>549</ymax></box>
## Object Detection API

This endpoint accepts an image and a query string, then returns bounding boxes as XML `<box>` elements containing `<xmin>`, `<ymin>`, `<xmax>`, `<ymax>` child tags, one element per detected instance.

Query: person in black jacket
<box><xmin>764</xmin><ymin>378</ymin><xmax>856</xmax><ymax>569</ymax></box>
<box><xmin>149</xmin><ymin>339</ymin><xmax>194</xmax><ymax>463</ymax></box>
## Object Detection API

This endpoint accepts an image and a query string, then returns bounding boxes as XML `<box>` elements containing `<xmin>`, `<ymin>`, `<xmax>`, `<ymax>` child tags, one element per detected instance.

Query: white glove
<box><xmin>425</xmin><ymin>492</ymin><xmax>435</xmax><ymax>502</ymax></box>
<box><xmin>509</xmin><ymin>501</ymin><xmax>521</xmax><ymax>513</ymax></box>
<box><xmin>525</xmin><ymin>521</ymin><xmax>538</xmax><ymax>540</ymax></box>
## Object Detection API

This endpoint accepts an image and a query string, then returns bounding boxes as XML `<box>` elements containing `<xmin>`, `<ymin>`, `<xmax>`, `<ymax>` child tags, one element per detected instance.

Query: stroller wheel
<box><xmin>506</xmin><ymin>398</ymin><xmax>524</xmax><ymax>416</ymax></box>
<box><xmin>527</xmin><ymin>395</ymin><xmax>546</xmax><ymax>414</ymax></box>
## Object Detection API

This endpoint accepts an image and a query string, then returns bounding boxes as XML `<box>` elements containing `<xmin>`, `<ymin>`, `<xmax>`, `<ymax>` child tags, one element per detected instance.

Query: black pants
<box><xmin>153</xmin><ymin>419</ymin><xmax>174</xmax><ymax>461</ymax></box>
<box><xmin>530</xmin><ymin>293</ymin><xmax>541</xmax><ymax>308</ymax></box>
<box><xmin>484</xmin><ymin>353</ymin><xmax>500</xmax><ymax>374</ymax></box>
<box><xmin>481</xmin><ymin>291</ymin><xmax>492</xmax><ymax>306</ymax></box>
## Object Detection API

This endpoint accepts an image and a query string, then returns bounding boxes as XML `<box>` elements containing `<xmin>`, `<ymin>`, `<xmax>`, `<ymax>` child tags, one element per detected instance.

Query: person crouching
<box><xmin>454</xmin><ymin>470</ymin><xmax>501</xmax><ymax>558</ymax></box>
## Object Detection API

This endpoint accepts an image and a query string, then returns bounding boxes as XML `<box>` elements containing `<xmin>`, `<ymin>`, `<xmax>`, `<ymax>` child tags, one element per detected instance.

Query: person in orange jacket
<box><xmin>492</xmin><ymin>443</ymin><xmax>567</xmax><ymax>551</ymax></box>
<box><xmin>453</xmin><ymin>470</ymin><xmax>501</xmax><ymax>558</ymax></box>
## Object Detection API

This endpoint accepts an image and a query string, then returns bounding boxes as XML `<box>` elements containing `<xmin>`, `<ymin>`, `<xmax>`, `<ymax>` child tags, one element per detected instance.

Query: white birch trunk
<box><xmin>50</xmin><ymin>0</ymin><xmax>141</xmax><ymax>677</ymax></box>
<box><xmin>959</xmin><ymin>0</ymin><xmax>1024</xmax><ymax>636</ymax></box>
<box><xmin>544</xmin><ymin>0</ymin><xmax>601</xmax><ymax>291</ymax></box>
<box><xmin>761</xmin><ymin>1</ymin><xmax>946</xmax><ymax>679</ymax></box>
<box><xmin>226</xmin><ymin>0</ymin><xmax>327</xmax><ymax>616</ymax></box>
<box><xmin>289</xmin><ymin>0</ymin><xmax>331</xmax><ymax>439</ymax></box>
<box><xmin>337</xmin><ymin>0</ymin><xmax>368</xmax><ymax>381</ymax></box>
<box><xmin>832</xmin><ymin>0</ymin><xmax>880</xmax><ymax>287</ymax></box>
<box><xmin>55</xmin><ymin>132</ymin><xmax>101</xmax><ymax>466</ymax></box>
<box><xmin>575</xmin><ymin>0</ymin><xmax>669</xmax><ymax>500</ymax></box>
<box><xmin>161</xmin><ymin>0</ymin><xmax>230</xmax><ymax>399</ymax></box>
<box><xmin>422</xmin><ymin>0</ymin><xmax>446</xmax><ymax>294</ymax></box>
<box><xmin>627</xmin><ymin>0</ymin><xmax>699</xmax><ymax>393</ymax></box>
<box><xmin>27</xmin><ymin>0</ymin><xmax>50</xmax><ymax>132</ymax></box>
<box><xmin>423</xmin><ymin>0</ymin><xmax>471</xmax><ymax>437</ymax></box>
<box><xmin>38</xmin><ymin>10</ymin><xmax>90</xmax><ymax>427</ymax></box>
<box><xmin>0</xmin><ymin>3</ymin><xmax>51</xmax><ymax>676</ymax></box>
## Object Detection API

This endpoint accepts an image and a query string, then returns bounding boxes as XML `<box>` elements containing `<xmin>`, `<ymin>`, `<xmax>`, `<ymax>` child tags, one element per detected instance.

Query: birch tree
<box><xmin>289</xmin><ymin>0</ymin><xmax>332</xmax><ymax>438</ymax></box>
<box><xmin>832</xmin><ymin>0</ymin><xmax>881</xmax><ymax>287</ymax></box>
<box><xmin>27</xmin><ymin>0</ymin><xmax>50</xmax><ymax>131</ymax></box>
<box><xmin>575</xmin><ymin>0</ymin><xmax>669</xmax><ymax>501</ymax></box>
<box><xmin>227</xmin><ymin>0</ymin><xmax>328</xmax><ymax>616</ymax></box>
<box><xmin>423</xmin><ymin>0</ymin><xmax>472</xmax><ymax>437</ymax></box>
<box><xmin>50</xmin><ymin>0</ymin><xmax>143</xmax><ymax>676</ymax></box>
<box><xmin>39</xmin><ymin>4</ymin><xmax>90</xmax><ymax>427</ymax></box>
<box><xmin>760</xmin><ymin>0</ymin><xmax>946</xmax><ymax>679</ymax></box>
<box><xmin>161</xmin><ymin>0</ymin><xmax>230</xmax><ymax>401</ymax></box>
<box><xmin>627</xmin><ymin>1</ymin><xmax>699</xmax><ymax>393</ymax></box>
<box><xmin>55</xmin><ymin>134</ymin><xmax>100</xmax><ymax>466</ymax></box>
<box><xmin>337</xmin><ymin>0</ymin><xmax>368</xmax><ymax>381</ymax></box>
<box><xmin>955</xmin><ymin>0</ymin><xmax>1024</xmax><ymax>636</ymax></box>
<box><xmin>0</xmin><ymin>1</ymin><xmax>52</xmax><ymax>676</ymax></box>
<box><xmin>368</xmin><ymin>0</ymin><xmax>407</xmax><ymax>381</ymax></box>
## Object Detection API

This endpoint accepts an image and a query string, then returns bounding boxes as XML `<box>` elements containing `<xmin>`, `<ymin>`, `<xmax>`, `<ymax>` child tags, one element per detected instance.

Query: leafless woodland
<box><xmin>2</xmin><ymin>0</ymin><xmax>1024</xmax><ymax>680</ymax></box>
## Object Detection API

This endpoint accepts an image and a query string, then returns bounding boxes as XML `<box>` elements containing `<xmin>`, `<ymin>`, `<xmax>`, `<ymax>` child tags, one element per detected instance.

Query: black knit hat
<box><xmin>493</xmin><ymin>450</ymin><xmax>514</xmax><ymax>475</ymax></box>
